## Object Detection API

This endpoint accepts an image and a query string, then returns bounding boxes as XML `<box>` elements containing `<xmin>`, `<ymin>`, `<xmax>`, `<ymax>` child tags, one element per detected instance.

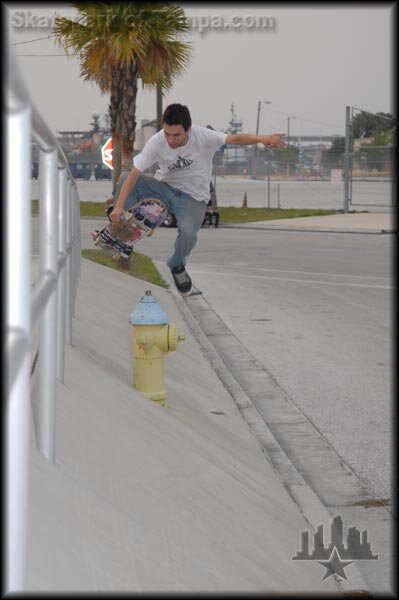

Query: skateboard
<box><xmin>181</xmin><ymin>285</ymin><xmax>202</xmax><ymax>298</ymax></box>
<box><xmin>91</xmin><ymin>198</ymin><xmax>168</xmax><ymax>262</ymax></box>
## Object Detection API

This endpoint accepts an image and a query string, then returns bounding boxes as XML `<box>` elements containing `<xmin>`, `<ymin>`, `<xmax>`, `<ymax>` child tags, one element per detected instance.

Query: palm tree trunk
<box><xmin>112</xmin><ymin>134</ymin><xmax>122</xmax><ymax>196</ymax></box>
<box><xmin>121</xmin><ymin>62</ymin><xmax>138</xmax><ymax>173</ymax></box>
<box><xmin>109</xmin><ymin>63</ymin><xmax>138</xmax><ymax>189</ymax></box>
<box><xmin>109</xmin><ymin>68</ymin><xmax>123</xmax><ymax>194</ymax></box>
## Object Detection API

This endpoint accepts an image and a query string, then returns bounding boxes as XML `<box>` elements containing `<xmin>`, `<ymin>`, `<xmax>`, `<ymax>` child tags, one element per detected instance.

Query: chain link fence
<box><xmin>345</xmin><ymin>107</ymin><xmax>394</xmax><ymax>209</ymax></box>
<box><xmin>208</xmin><ymin>107</ymin><xmax>395</xmax><ymax>211</ymax></box>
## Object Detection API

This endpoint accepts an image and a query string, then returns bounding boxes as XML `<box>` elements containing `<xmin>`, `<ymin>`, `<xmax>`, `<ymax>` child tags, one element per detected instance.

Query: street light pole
<box><xmin>252</xmin><ymin>100</ymin><xmax>271</xmax><ymax>179</ymax></box>
<box><xmin>267</xmin><ymin>149</ymin><xmax>271</xmax><ymax>207</ymax></box>
<box><xmin>286</xmin><ymin>116</ymin><xmax>296</xmax><ymax>178</ymax></box>
<box><xmin>255</xmin><ymin>101</ymin><xmax>262</xmax><ymax>137</ymax></box>
<box><xmin>156</xmin><ymin>82</ymin><xmax>163</xmax><ymax>132</ymax></box>
<box><xmin>287</xmin><ymin>116</ymin><xmax>296</xmax><ymax>147</ymax></box>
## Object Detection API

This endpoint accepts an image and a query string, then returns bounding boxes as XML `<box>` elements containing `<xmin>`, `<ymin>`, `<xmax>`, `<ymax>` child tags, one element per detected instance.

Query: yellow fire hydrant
<box><xmin>128</xmin><ymin>290</ymin><xmax>185</xmax><ymax>405</ymax></box>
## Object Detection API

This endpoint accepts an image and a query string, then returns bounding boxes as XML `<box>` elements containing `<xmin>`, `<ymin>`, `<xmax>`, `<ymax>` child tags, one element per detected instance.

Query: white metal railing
<box><xmin>5</xmin><ymin>48</ymin><xmax>81</xmax><ymax>592</ymax></box>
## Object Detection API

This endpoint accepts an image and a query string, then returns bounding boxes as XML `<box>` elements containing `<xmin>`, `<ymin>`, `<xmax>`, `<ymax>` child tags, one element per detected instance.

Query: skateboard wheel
<box><xmin>94</xmin><ymin>237</ymin><xmax>101</xmax><ymax>246</ymax></box>
<box><xmin>112</xmin><ymin>252</ymin><xmax>121</xmax><ymax>261</ymax></box>
<box><xmin>147</xmin><ymin>229</ymin><xmax>155</xmax><ymax>238</ymax></box>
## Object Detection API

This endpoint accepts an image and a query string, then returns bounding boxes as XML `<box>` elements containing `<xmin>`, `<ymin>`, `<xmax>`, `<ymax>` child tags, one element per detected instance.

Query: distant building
<box><xmin>134</xmin><ymin>119</ymin><xmax>157</xmax><ymax>151</ymax></box>
<box><xmin>353</xmin><ymin>137</ymin><xmax>373</xmax><ymax>150</ymax></box>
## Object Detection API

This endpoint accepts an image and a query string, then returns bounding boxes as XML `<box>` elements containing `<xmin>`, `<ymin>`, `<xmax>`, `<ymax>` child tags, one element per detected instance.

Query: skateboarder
<box><xmin>110</xmin><ymin>103</ymin><xmax>285</xmax><ymax>295</ymax></box>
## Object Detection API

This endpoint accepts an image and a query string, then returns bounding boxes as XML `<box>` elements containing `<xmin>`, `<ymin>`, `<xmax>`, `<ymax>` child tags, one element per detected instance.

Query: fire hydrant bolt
<box><xmin>167</xmin><ymin>324</ymin><xmax>185</xmax><ymax>352</ymax></box>
<box><xmin>136</xmin><ymin>332</ymin><xmax>156</xmax><ymax>351</ymax></box>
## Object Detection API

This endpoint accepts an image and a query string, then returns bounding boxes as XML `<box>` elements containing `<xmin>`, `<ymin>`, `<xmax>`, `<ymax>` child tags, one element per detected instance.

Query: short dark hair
<box><xmin>162</xmin><ymin>104</ymin><xmax>192</xmax><ymax>131</ymax></box>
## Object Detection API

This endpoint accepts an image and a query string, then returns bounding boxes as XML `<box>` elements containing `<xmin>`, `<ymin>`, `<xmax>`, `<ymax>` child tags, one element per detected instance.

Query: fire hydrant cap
<box><xmin>129</xmin><ymin>290</ymin><xmax>169</xmax><ymax>325</ymax></box>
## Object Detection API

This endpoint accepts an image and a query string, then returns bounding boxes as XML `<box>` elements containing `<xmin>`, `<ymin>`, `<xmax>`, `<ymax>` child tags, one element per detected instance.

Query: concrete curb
<box><xmin>155</xmin><ymin>261</ymin><xmax>371</xmax><ymax>594</ymax></box>
<box><xmin>221</xmin><ymin>223</ymin><xmax>395</xmax><ymax>235</ymax></box>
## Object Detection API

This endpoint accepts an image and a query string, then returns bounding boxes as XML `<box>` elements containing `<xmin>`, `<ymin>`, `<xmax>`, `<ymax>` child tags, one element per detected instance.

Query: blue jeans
<box><xmin>115</xmin><ymin>173</ymin><xmax>207</xmax><ymax>269</ymax></box>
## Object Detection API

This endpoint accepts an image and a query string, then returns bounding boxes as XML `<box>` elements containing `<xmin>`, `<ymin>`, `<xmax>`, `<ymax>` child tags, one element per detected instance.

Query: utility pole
<box><xmin>252</xmin><ymin>100</ymin><xmax>271</xmax><ymax>179</ymax></box>
<box><xmin>156</xmin><ymin>82</ymin><xmax>163</xmax><ymax>132</ymax></box>
<box><xmin>287</xmin><ymin>115</ymin><xmax>296</xmax><ymax>147</ymax></box>
<box><xmin>267</xmin><ymin>150</ymin><xmax>271</xmax><ymax>208</ymax></box>
<box><xmin>286</xmin><ymin>116</ymin><xmax>296</xmax><ymax>177</ymax></box>
<box><xmin>343</xmin><ymin>106</ymin><xmax>352</xmax><ymax>213</ymax></box>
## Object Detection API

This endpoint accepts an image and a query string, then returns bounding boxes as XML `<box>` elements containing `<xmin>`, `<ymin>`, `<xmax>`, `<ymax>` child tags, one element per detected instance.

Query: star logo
<box><xmin>293</xmin><ymin>515</ymin><xmax>378</xmax><ymax>581</ymax></box>
<box><xmin>317</xmin><ymin>547</ymin><xmax>353</xmax><ymax>580</ymax></box>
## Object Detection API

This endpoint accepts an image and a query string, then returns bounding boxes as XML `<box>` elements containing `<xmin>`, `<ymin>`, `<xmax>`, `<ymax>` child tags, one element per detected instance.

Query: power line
<box><xmin>292</xmin><ymin>115</ymin><xmax>343</xmax><ymax>130</ymax></box>
<box><xmin>351</xmin><ymin>107</ymin><xmax>395</xmax><ymax>122</ymax></box>
<box><xmin>261</xmin><ymin>106</ymin><xmax>342</xmax><ymax>131</ymax></box>
<box><xmin>11</xmin><ymin>34</ymin><xmax>57</xmax><ymax>46</ymax></box>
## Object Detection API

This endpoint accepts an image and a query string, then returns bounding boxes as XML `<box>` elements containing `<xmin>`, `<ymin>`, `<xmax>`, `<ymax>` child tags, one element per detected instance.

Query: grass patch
<box><xmin>82</xmin><ymin>248</ymin><xmax>169</xmax><ymax>289</ymax></box>
<box><xmin>79</xmin><ymin>201</ymin><xmax>110</xmax><ymax>217</ymax></box>
<box><xmin>352</xmin><ymin>498</ymin><xmax>390</xmax><ymax>508</ymax></box>
<box><xmin>33</xmin><ymin>201</ymin><xmax>363</xmax><ymax>223</ymax></box>
<box><xmin>32</xmin><ymin>200</ymin><xmax>108</xmax><ymax>217</ymax></box>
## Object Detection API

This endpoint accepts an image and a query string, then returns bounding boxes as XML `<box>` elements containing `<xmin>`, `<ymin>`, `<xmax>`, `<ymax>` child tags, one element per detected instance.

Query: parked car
<box><xmin>162</xmin><ymin>212</ymin><xmax>177</xmax><ymax>227</ymax></box>
<box><xmin>95</xmin><ymin>163</ymin><xmax>112</xmax><ymax>180</ymax></box>
<box><xmin>69</xmin><ymin>162</ymin><xmax>91</xmax><ymax>179</ymax></box>
<box><xmin>161</xmin><ymin>181</ymin><xmax>219</xmax><ymax>228</ymax></box>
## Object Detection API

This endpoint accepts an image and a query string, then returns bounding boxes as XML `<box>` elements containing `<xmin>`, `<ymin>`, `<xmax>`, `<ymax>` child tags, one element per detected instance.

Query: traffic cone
<box><xmin>242</xmin><ymin>192</ymin><xmax>248</xmax><ymax>208</ymax></box>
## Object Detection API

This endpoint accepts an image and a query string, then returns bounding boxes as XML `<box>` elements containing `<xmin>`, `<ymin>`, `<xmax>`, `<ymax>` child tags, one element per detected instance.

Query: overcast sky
<box><xmin>6</xmin><ymin>2</ymin><xmax>394</xmax><ymax>137</ymax></box>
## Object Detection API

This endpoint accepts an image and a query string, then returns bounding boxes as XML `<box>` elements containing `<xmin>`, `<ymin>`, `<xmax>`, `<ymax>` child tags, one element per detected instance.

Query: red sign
<box><xmin>101</xmin><ymin>137</ymin><xmax>113</xmax><ymax>169</ymax></box>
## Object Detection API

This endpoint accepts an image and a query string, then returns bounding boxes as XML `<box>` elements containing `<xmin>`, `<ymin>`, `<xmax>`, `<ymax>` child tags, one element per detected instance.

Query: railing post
<box><xmin>36</xmin><ymin>149</ymin><xmax>59</xmax><ymax>462</ymax></box>
<box><xmin>5</xmin><ymin>75</ymin><xmax>32</xmax><ymax>593</ymax></box>
<box><xmin>56</xmin><ymin>167</ymin><xmax>67</xmax><ymax>382</ymax></box>
<box><xmin>77</xmin><ymin>187</ymin><xmax>82</xmax><ymax>282</ymax></box>
<box><xmin>72</xmin><ymin>188</ymin><xmax>79</xmax><ymax>312</ymax></box>
<box><xmin>65</xmin><ymin>180</ymin><xmax>73</xmax><ymax>344</ymax></box>
<box><xmin>6</xmin><ymin>43</ymin><xmax>82</xmax><ymax>592</ymax></box>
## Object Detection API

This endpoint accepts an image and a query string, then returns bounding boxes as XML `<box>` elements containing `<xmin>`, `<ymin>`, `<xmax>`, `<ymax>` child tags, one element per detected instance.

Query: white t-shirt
<box><xmin>133</xmin><ymin>125</ymin><xmax>227</xmax><ymax>201</ymax></box>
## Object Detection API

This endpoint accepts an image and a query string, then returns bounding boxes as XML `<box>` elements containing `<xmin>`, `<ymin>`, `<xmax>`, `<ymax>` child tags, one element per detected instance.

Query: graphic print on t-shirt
<box><xmin>168</xmin><ymin>155</ymin><xmax>194</xmax><ymax>172</ymax></box>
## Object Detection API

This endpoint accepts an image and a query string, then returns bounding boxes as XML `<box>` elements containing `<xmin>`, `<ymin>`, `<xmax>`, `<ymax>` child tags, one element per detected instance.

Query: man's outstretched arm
<box><xmin>109</xmin><ymin>167</ymin><xmax>142</xmax><ymax>222</ymax></box>
<box><xmin>226</xmin><ymin>132</ymin><xmax>285</xmax><ymax>149</ymax></box>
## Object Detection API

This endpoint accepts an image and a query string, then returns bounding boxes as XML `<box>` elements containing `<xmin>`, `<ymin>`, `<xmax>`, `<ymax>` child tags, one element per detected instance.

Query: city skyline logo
<box><xmin>292</xmin><ymin>515</ymin><xmax>378</xmax><ymax>580</ymax></box>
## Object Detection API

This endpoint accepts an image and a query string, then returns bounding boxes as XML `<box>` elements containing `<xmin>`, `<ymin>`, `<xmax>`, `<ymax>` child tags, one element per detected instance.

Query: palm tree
<box><xmin>53</xmin><ymin>2</ymin><xmax>191</xmax><ymax>191</ymax></box>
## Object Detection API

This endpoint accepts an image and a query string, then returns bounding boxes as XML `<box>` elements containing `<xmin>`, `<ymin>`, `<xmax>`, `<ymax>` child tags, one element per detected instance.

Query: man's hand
<box><xmin>109</xmin><ymin>206</ymin><xmax>124</xmax><ymax>223</ymax></box>
<box><xmin>258</xmin><ymin>133</ymin><xmax>286</xmax><ymax>149</ymax></box>
<box><xmin>109</xmin><ymin>167</ymin><xmax>142</xmax><ymax>223</ymax></box>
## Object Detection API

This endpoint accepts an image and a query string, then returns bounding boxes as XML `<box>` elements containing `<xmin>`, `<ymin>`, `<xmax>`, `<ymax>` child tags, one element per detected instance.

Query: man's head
<box><xmin>162</xmin><ymin>104</ymin><xmax>192</xmax><ymax>149</ymax></box>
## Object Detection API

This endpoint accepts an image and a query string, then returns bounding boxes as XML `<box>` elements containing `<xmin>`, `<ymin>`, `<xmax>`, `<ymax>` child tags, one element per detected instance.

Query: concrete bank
<box><xmin>27</xmin><ymin>259</ymin><xmax>339</xmax><ymax>593</ymax></box>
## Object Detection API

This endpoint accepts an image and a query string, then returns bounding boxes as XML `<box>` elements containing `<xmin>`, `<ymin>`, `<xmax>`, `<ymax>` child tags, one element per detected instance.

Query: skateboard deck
<box><xmin>180</xmin><ymin>285</ymin><xmax>202</xmax><ymax>298</ymax></box>
<box><xmin>91</xmin><ymin>198</ymin><xmax>168</xmax><ymax>262</ymax></box>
